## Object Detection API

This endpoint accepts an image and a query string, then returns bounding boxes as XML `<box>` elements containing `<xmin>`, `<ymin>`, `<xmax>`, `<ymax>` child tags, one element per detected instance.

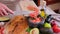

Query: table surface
<box><xmin>4</xmin><ymin>1</ymin><xmax>59</xmax><ymax>34</ymax></box>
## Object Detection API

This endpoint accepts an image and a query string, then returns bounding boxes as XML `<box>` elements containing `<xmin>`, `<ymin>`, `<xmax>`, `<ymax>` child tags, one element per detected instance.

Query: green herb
<box><xmin>26</xmin><ymin>28</ymin><xmax>32</xmax><ymax>33</ymax></box>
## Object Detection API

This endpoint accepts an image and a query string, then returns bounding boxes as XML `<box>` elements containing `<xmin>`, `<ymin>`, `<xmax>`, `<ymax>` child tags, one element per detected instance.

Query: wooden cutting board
<box><xmin>5</xmin><ymin>15</ymin><xmax>28</xmax><ymax>34</ymax></box>
<box><xmin>19</xmin><ymin>0</ymin><xmax>38</xmax><ymax>11</ymax></box>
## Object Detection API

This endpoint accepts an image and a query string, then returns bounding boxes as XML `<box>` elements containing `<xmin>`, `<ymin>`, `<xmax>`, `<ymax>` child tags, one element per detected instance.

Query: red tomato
<box><xmin>26</xmin><ymin>32</ymin><xmax>29</xmax><ymax>34</ymax></box>
<box><xmin>34</xmin><ymin>11</ymin><xmax>38</xmax><ymax>16</ymax></box>
<box><xmin>30</xmin><ymin>13</ymin><xmax>35</xmax><ymax>18</ymax></box>
<box><xmin>52</xmin><ymin>25</ymin><xmax>60</xmax><ymax>33</ymax></box>
<box><xmin>1</xmin><ymin>27</ymin><xmax>4</xmax><ymax>31</ymax></box>
<box><xmin>32</xmin><ymin>20</ymin><xmax>36</xmax><ymax>23</ymax></box>
<box><xmin>0</xmin><ymin>27</ymin><xmax>4</xmax><ymax>34</ymax></box>
<box><xmin>36</xmin><ymin>18</ymin><xmax>40</xmax><ymax>22</ymax></box>
<box><xmin>35</xmin><ymin>18</ymin><xmax>42</xmax><ymax>23</ymax></box>
<box><xmin>39</xmin><ymin>18</ymin><xmax>42</xmax><ymax>22</ymax></box>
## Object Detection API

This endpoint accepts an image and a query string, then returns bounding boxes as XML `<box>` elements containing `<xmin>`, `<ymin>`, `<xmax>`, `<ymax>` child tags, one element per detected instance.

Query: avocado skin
<box><xmin>0</xmin><ymin>19</ymin><xmax>10</xmax><ymax>22</ymax></box>
<box><xmin>40</xmin><ymin>28</ymin><xmax>54</xmax><ymax>34</ymax></box>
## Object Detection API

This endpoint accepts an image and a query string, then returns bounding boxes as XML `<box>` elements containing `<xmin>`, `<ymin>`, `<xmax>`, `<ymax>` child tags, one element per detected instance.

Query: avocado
<box><xmin>44</xmin><ymin>22</ymin><xmax>51</xmax><ymax>28</ymax></box>
<box><xmin>0</xmin><ymin>17</ymin><xmax>10</xmax><ymax>22</ymax></box>
<box><xmin>40</xmin><ymin>28</ymin><xmax>53</xmax><ymax>34</ymax></box>
<box><xmin>30</xmin><ymin>28</ymin><xmax>39</xmax><ymax>34</ymax></box>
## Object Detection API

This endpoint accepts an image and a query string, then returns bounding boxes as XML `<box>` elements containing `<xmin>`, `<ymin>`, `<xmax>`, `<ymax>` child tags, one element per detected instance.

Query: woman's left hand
<box><xmin>0</xmin><ymin>3</ymin><xmax>14</xmax><ymax>16</ymax></box>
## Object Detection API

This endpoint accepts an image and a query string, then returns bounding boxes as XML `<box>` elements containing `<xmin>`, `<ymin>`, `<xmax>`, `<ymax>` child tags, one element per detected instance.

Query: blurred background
<box><xmin>33</xmin><ymin>0</ymin><xmax>60</xmax><ymax>14</ymax></box>
<box><xmin>0</xmin><ymin>0</ymin><xmax>60</xmax><ymax>14</ymax></box>
<box><xmin>0</xmin><ymin>0</ymin><xmax>60</xmax><ymax>34</ymax></box>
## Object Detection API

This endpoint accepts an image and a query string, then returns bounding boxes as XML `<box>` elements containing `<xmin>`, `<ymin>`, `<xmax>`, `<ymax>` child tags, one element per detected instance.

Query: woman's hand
<box><xmin>0</xmin><ymin>3</ymin><xmax>14</xmax><ymax>16</ymax></box>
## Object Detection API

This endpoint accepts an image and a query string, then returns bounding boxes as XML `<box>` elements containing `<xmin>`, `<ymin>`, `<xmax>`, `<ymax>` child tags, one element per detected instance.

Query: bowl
<box><xmin>27</xmin><ymin>15</ymin><xmax>44</xmax><ymax>28</ymax></box>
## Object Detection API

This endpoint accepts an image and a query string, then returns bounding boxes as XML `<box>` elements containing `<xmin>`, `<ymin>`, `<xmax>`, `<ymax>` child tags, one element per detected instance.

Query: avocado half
<box><xmin>30</xmin><ymin>28</ymin><xmax>39</xmax><ymax>34</ymax></box>
<box><xmin>0</xmin><ymin>17</ymin><xmax>10</xmax><ymax>22</ymax></box>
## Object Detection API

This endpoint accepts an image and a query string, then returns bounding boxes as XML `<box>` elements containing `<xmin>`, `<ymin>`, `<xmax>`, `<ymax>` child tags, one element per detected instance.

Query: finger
<box><xmin>1</xmin><ymin>3</ymin><xmax>14</xmax><ymax>14</ymax></box>
<box><xmin>5</xmin><ymin>7</ymin><xmax>14</xmax><ymax>14</ymax></box>
<box><xmin>0</xmin><ymin>11</ymin><xmax>4</xmax><ymax>16</ymax></box>
<box><xmin>2</xmin><ymin>8</ymin><xmax>8</xmax><ymax>15</ymax></box>
<box><xmin>0</xmin><ymin>10</ymin><xmax>1</xmax><ymax>16</ymax></box>
<box><xmin>2</xmin><ymin>5</ymin><xmax>14</xmax><ymax>14</ymax></box>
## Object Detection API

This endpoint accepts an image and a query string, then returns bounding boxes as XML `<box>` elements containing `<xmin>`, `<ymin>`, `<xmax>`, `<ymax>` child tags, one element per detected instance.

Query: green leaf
<box><xmin>26</xmin><ymin>28</ymin><xmax>32</xmax><ymax>33</ymax></box>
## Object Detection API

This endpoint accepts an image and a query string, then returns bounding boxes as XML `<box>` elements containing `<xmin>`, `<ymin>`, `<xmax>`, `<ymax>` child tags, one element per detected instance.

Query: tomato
<box><xmin>30</xmin><ymin>13</ymin><xmax>35</xmax><ymax>18</ymax></box>
<box><xmin>36</xmin><ymin>18</ymin><xmax>42</xmax><ymax>23</ymax></box>
<box><xmin>53</xmin><ymin>25</ymin><xmax>60</xmax><ymax>33</ymax></box>
<box><xmin>26</xmin><ymin>32</ymin><xmax>29</xmax><ymax>34</ymax></box>
<box><xmin>0</xmin><ymin>27</ymin><xmax>4</xmax><ymax>34</ymax></box>
<box><xmin>32</xmin><ymin>20</ymin><xmax>36</xmax><ymax>23</ymax></box>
